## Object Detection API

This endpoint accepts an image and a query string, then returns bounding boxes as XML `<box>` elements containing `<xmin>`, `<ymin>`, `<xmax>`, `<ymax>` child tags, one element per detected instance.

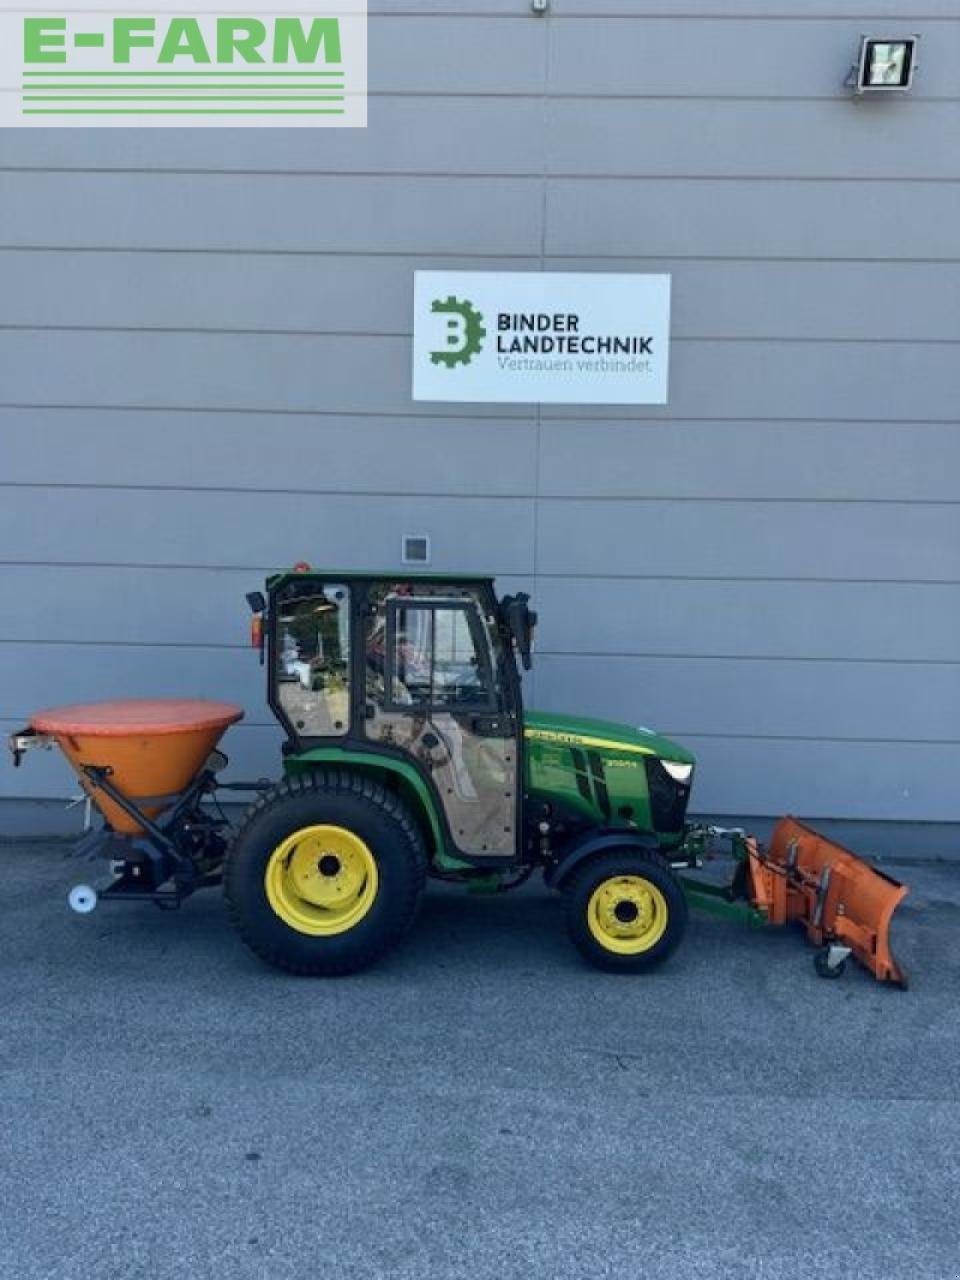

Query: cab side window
<box><xmin>275</xmin><ymin>582</ymin><xmax>350</xmax><ymax>736</ymax></box>
<box><xmin>389</xmin><ymin>602</ymin><xmax>494</xmax><ymax>710</ymax></box>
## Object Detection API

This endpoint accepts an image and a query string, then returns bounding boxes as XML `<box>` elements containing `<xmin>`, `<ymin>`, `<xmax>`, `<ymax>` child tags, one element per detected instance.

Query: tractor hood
<box><xmin>523</xmin><ymin>710</ymin><xmax>694</xmax><ymax>767</ymax></box>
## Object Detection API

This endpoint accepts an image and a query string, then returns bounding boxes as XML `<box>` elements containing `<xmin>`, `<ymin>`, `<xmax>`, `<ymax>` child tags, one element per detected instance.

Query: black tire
<box><xmin>564</xmin><ymin>849</ymin><xmax>688</xmax><ymax>974</ymax></box>
<box><xmin>224</xmin><ymin>770</ymin><xmax>427</xmax><ymax>976</ymax></box>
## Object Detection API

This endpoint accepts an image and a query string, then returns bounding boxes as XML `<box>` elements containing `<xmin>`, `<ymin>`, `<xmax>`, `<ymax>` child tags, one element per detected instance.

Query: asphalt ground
<box><xmin>1</xmin><ymin>843</ymin><xmax>958</xmax><ymax>1280</ymax></box>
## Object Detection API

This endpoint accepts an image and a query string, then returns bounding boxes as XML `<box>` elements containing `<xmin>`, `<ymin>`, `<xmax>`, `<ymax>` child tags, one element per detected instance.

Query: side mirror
<box><xmin>246</xmin><ymin>591</ymin><xmax>267</xmax><ymax>664</ymax></box>
<box><xmin>501</xmin><ymin>593</ymin><xmax>537</xmax><ymax>671</ymax></box>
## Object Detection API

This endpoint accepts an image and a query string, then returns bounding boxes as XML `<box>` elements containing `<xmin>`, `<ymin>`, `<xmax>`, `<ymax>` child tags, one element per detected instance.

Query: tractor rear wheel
<box><xmin>224</xmin><ymin>770</ymin><xmax>426</xmax><ymax>975</ymax></box>
<box><xmin>564</xmin><ymin>849</ymin><xmax>687</xmax><ymax>973</ymax></box>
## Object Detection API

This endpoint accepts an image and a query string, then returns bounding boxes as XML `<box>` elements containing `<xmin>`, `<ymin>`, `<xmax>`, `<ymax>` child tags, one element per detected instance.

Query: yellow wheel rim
<box><xmin>587</xmin><ymin>875</ymin><xmax>669</xmax><ymax>955</ymax></box>
<box><xmin>264</xmin><ymin>825</ymin><xmax>379</xmax><ymax>937</ymax></box>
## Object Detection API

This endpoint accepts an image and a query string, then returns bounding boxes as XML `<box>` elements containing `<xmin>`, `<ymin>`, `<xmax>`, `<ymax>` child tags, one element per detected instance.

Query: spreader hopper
<box><xmin>23</xmin><ymin>699</ymin><xmax>244</xmax><ymax>834</ymax></box>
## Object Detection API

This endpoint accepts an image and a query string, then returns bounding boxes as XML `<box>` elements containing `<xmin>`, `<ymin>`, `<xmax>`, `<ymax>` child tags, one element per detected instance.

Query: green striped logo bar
<box><xmin>4</xmin><ymin>4</ymin><xmax>367</xmax><ymax>127</ymax></box>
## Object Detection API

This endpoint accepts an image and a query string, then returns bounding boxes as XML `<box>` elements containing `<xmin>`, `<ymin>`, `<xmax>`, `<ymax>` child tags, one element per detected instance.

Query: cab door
<box><xmin>363</xmin><ymin>585</ymin><xmax>518</xmax><ymax>858</ymax></box>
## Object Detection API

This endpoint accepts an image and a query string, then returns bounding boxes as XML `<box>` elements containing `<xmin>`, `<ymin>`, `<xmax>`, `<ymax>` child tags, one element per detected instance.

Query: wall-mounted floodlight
<box><xmin>850</xmin><ymin>36</ymin><xmax>918</xmax><ymax>93</ymax></box>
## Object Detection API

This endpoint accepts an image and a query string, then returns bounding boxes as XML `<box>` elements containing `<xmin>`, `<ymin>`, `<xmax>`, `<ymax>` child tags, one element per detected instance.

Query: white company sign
<box><xmin>412</xmin><ymin>271</ymin><xmax>670</xmax><ymax>405</ymax></box>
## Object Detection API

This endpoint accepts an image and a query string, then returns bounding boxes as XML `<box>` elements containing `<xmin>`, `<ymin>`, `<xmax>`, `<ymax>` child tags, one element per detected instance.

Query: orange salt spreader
<box><xmin>11</xmin><ymin>699</ymin><xmax>253</xmax><ymax>911</ymax></box>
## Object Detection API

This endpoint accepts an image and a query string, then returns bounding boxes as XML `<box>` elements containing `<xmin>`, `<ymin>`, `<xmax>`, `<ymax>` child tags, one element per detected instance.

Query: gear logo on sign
<box><xmin>429</xmin><ymin>296</ymin><xmax>486</xmax><ymax>368</ymax></box>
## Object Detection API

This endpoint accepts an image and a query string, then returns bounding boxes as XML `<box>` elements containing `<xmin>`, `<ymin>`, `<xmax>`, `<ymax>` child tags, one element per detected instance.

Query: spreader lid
<box><xmin>30</xmin><ymin>698</ymin><xmax>244</xmax><ymax>737</ymax></box>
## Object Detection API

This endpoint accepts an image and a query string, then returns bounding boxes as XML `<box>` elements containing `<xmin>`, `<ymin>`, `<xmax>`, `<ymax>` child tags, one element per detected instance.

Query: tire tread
<box><xmin>224</xmin><ymin>769</ymin><xmax>427</xmax><ymax>975</ymax></box>
<box><xmin>564</xmin><ymin>846</ymin><xmax>688</xmax><ymax>974</ymax></box>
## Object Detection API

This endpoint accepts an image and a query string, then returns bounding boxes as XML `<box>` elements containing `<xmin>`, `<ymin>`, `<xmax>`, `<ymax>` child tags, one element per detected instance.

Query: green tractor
<box><xmin>10</xmin><ymin>569</ymin><xmax>909</xmax><ymax>984</ymax></box>
<box><xmin>228</xmin><ymin>569</ymin><xmax>696</xmax><ymax>974</ymax></box>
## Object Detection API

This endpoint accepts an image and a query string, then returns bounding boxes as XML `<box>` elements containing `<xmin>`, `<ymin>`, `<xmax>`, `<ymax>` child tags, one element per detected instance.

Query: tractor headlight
<box><xmin>660</xmin><ymin>760</ymin><xmax>693</xmax><ymax>784</ymax></box>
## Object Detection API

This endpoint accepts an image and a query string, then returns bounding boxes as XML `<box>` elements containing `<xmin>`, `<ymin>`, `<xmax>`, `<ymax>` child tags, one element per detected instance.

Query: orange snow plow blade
<box><xmin>745</xmin><ymin>817</ymin><xmax>908</xmax><ymax>987</ymax></box>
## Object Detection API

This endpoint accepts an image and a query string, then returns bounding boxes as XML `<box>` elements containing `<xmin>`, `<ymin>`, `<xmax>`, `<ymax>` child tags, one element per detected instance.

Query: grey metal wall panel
<box><xmin>370</xmin><ymin>2</ymin><xmax>529</xmax><ymax>14</ymax></box>
<box><xmin>553</xmin><ymin>1</ymin><xmax>960</xmax><ymax>16</ymax></box>
<box><xmin>535</xmin><ymin>653</ymin><xmax>960</xmax><ymax>743</ymax></box>
<box><xmin>546</xmin><ymin>179</ymin><xmax>960</xmax><ymax>259</ymax></box>
<box><xmin>0</xmin><ymin>101</ymin><xmax>545</xmax><ymax>175</ymax></box>
<box><xmin>0</xmin><ymin>331</ymin><xmax>418</xmax><ymax>415</ymax></box>
<box><xmin>550</xmin><ymin>17</ymin><xmax>960</xmax><ymax>99</ymax></box>
<box><xmin>1</xmin><ymin>410</ymin><xmax>539</xmax><ymax>494</ymax></box>
<box><xmin>532</xmin><ymin>577</ymin><xmax>960</xmax><ymax>663</ymax></box>
<box><xmin>7</xmin><ymin>175</ymin><xmax>954</xmax><ymax>260</ymax></box>
<box><xmin>537</xmin><ymin>422</ymin><xmax>960</xmax><ymax>500</ymax></box>
<box><xmin>0</xmin><ymin>488</ymin><xmax>536</xmax><ymax>573</ymax></box>
<box><xmin>548</xmin><ymin>261</ymin><xmax>960</xmax><ymax>343</ymax></box>
<box><xmin>548</xmin><ymin>101</ymin><xmax>960</xmax><ymax>180</ymax></box>
<box><xmin>11</xmin><ymin>568</ymin><xmax>953</xmax><ymax>668</ymax></box>
<box><xmin>541</xmin><ymin>342</ymin><xmax>960</xmax><ymax>422</ymax></box>
<box><xmin>6</xmin><ymin>105</ymin><xmax>957</xmax><ymax>183</ymax></box>
<box><xmin>4</xmin><ymin>332</ymin><xmax>958</xmax><ymax>422</ymax></box>
<box><xmin>536</xmin><ymin>500</ymin><xmax>960</xmax><ymax>581</ymax></box>
<box><xmin>369</xmin><ymin>14</ymin><xmax>546</xmax><ymax>93</ymax></box>
<box><xmin>0</xmin><ymin>173</ymin><xmax>543</xmax><ymax>254</ymax></box>
<box><xmin>669</xmin><ymin>737</ymin><xmax>960</xmax><ymax>824</ymax></box>
<box><xmin>6</xmin><ymin>254</ymin><xmax>958</xmax><ymax>341</ymax></box>
<box><xmin>0</xmin><ymin>566</ymin><xmax>270</xmax><ymax>648</ymax></box>
<box><xmin>0</xmin><ymin>566</ymin><xmax>533</xmax><ymax>648</ymax></box>
<box><xmin>0</xmin><ymin>5</ymin><xmax>957</xmax><ymax>839</ymax></box>
<box><xmin>0</xmin><ymin>252</ymin><xmax>540</xmax><ymax>332</ymax></box>
<box><xmin>0</xmin><ymin>645</ymin><xmax>266</xmax><ymax>722</ymax></box>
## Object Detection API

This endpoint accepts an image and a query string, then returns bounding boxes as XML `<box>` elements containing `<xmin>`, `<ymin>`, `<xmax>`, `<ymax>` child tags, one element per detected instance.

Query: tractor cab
<box><xmin>257</xmin><ymin>570</ymin><xmax>699</xmax><ymax>880</ymax></box>
<box><xmin>260</xmin><ymin>571</ymin><xmax>531</xmax><ymax>863</ymax></box>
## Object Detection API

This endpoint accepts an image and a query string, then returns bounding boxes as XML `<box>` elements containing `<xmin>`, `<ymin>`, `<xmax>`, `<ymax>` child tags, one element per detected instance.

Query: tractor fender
<box><xmin>545</xmin><ymin>830</ymin><xmax>660</xmax><ymax>891</ymax></box>
<box><xmin>283</xmin><ymin>747</ymin><xmax>458</xmax><ymax>868</ymax></box>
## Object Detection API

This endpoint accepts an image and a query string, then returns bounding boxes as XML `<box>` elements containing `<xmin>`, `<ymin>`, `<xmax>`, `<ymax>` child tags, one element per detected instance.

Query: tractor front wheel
<box><xmin>224</xmin><ymin>770</ymin><xmax>426</xmax><ymax>975</ymax></box>
<box><xmin>564</xmin><ymin>849</ymin><xmax>688</xmax><ymax>973</ymax></box>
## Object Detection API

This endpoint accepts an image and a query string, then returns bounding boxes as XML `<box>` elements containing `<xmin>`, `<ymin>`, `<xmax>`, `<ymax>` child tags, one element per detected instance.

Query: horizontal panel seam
<box><xmin>2</xmin><ymin>483</ymin><xmax>960</xmax><ymax>507</ymax></box>
<box><xmin>661</xmin><ymin>732</ymin><xmax>960</xmax><ymax>745</ymax></box>
<box><xmin>538</xmin><ymin>650</ymin><xmax>960</xmax><ymax>666</ymax></box>
<box><xmin>1</xmin><ymin>325</ymin><xmax>958</xmax><ymax>347</ymax></box>
<box><xmin>1</xmin><ymin>168</ymin><xmax>959</xmax><ymax>182</ymax></box>
<box><xmin>1</xmin><ymin>638</ymin><xmax>957</xmax><ymax>667</ymax></box>
<box><xmin>2</xmin><ymin>247</ymin><xmax>959</xmax><ymax>265</ymax></box>
<box><xmin>1</xmin><ymin>404</ymin><xmax>958</xmax><ymax>426</ymax></box>
<box><xmin>552</xmin><ymin>13</ymin><xmax>960</xmax><ymax>23</ymax></box>
<box><xmin>0</xmin><ymin>560</ymin><xmax>956</xmax><ymax>585</ymax></box>
<box><xmin>0</xmin><ymin>92</ymin><xmax>958</xmax><ymax>103</ymax></box>
<box><xmin>0</xmin><ymin>715</ymin><xmax>954</xmax><ymax>748</ymax></box>
<box><xmin>3</xmin><ymin>406</ymin><xmax>959</xmax><ymax>427</ymax></box>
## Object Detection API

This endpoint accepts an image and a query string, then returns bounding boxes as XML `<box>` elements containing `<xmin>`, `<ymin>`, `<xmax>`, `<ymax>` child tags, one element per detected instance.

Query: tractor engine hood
<box><xmin>523</xmin><ymin>711</ymin><xmax>694</xmax><ymax>767</ymax></box>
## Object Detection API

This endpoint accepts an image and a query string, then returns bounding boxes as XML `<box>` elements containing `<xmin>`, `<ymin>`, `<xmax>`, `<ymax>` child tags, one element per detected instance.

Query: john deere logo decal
<box><xmin>429</xmin><ymin>296</ymin><xmax>486</xmax><ymax>368</ymax></box>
